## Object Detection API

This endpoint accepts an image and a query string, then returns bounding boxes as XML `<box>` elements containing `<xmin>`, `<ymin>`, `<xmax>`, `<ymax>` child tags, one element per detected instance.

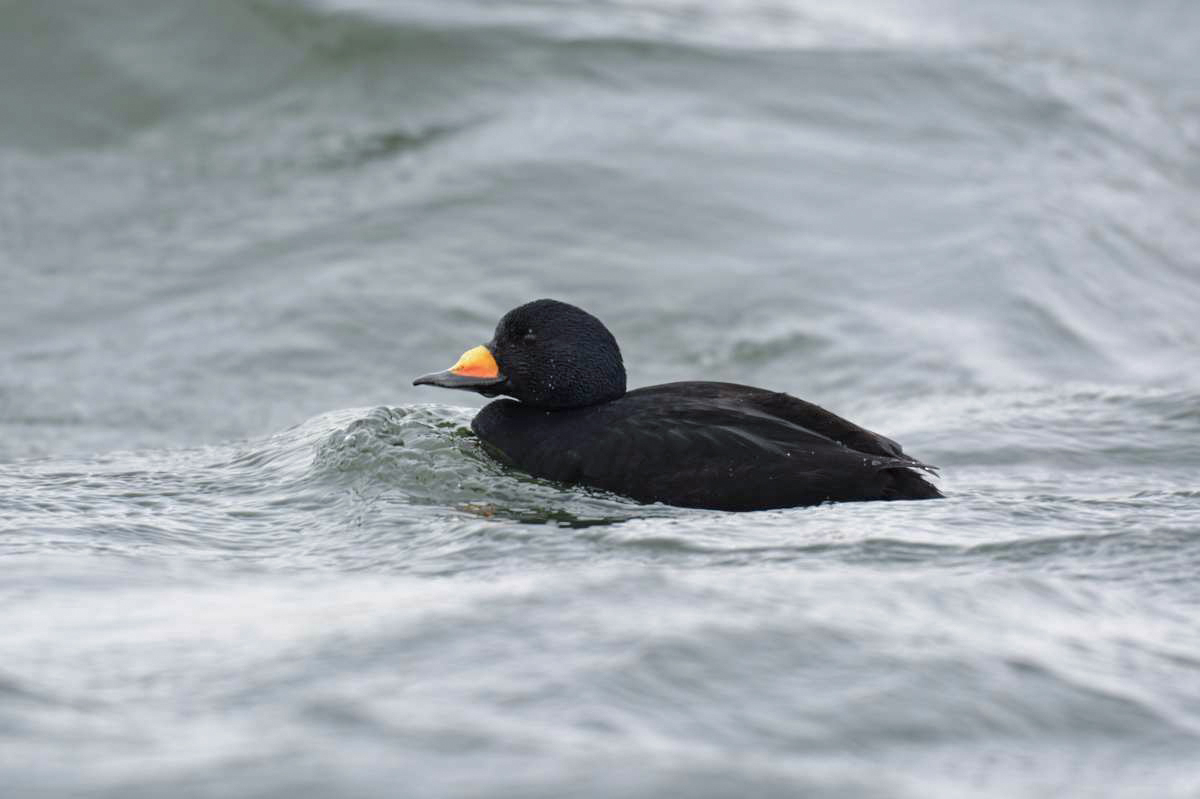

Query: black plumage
<box><xmin>415</xmin><ymin>299</ymin><xmax>941</xmax><ymax>511</ymax></box>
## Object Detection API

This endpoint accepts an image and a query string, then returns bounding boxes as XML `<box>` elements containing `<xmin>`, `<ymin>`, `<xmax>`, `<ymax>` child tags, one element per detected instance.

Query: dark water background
<box><xmin>3</xmin><ymin>1</ymin><xmax>1200</xmax><ymax>796</ymax></box>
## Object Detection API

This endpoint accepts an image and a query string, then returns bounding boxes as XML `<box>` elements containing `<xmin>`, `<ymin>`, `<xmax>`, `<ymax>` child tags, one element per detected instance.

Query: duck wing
<box><xmin>650</xmin><ymin>382</ymin><xmax>939</xmax><ymax>474</ymax></box>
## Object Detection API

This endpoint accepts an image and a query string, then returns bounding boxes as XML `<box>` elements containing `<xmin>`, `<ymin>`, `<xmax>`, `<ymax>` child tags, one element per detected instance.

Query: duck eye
<box><xmin>523</xmin><ymin>329</ymin><xmax>537</xmax><ymax>342</ymax></box>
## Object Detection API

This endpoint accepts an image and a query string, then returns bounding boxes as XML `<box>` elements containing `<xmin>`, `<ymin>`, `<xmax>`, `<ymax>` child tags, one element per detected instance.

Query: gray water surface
<box><xmin>3</xmin><ymin>1</ymin><xmax>1200</xmax><ymax>796</ymax></box>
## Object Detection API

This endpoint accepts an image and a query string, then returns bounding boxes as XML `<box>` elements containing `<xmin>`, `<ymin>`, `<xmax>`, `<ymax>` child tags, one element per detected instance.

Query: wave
<box><xmin>0</xmin><ymin>404</ymin><xmax>666</xmax><ymax>573</ymax></box>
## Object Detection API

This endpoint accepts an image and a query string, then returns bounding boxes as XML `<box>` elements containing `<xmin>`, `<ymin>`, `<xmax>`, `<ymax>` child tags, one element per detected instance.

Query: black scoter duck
<box><xmin>414</xmin><ymin>299</ymin><xmax>941</xmax><ymax>511</ymax></box>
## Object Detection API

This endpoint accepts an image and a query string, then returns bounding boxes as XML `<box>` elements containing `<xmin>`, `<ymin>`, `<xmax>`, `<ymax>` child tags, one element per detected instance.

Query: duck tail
<box><xmin>882</xmin><ymin>467</ymin><xmax>943</xmax><ymax>500</ymax></box>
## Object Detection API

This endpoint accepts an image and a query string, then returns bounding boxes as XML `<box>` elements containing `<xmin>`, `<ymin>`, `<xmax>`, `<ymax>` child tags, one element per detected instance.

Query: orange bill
<box><xmin>413</xmin><ymin>344</ymin><xmax>505</xmax><ymax>390</ymax></box>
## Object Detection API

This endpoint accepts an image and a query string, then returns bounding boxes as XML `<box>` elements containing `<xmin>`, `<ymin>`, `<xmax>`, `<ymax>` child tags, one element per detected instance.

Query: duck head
<box><xmin>413</xmin><ymin>299</ymin><xmax>627</xmax><ymax>409</ymax></box>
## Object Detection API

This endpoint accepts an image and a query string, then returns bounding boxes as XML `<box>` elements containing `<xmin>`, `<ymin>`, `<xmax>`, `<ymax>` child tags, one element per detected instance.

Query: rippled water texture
<box><xmin>2</xmin><ymin>1</ymin><xmax>1200</xmax><ymax>796</ymax></box>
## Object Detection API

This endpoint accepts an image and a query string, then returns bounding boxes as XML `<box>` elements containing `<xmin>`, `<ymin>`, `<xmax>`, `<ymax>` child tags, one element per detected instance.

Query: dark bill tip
<box><xmin>412</xmin><ymin>370</ymin><xmax>505</xmax><ymax>390</ymax></box>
